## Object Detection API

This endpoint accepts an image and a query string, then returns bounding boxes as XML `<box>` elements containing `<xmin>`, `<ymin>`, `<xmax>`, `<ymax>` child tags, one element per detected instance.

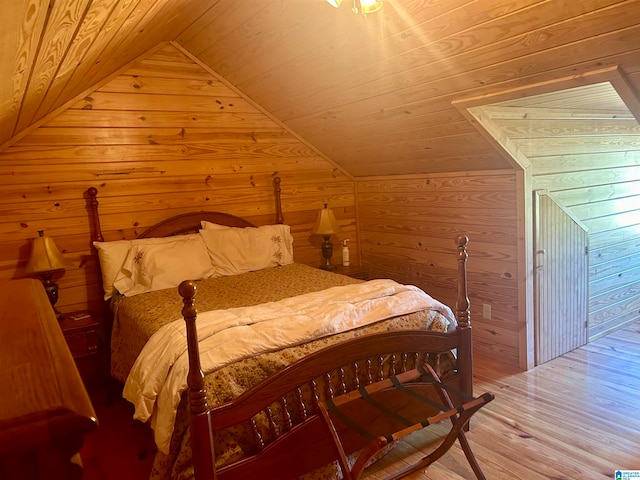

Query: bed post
<box><xmin>273</xmin><ymin>175</ymin><xmax>284</xmax><ymax>224</ymax></box>
<box><xmin>455</xmin><ymin>235</ymin><xmax>473</xmax><ymax>399</ymax></box>
<box><xmin>179</xmin><ymin>280</ymin><xmax>216</xmax><ymax>480</ymax></box>
<box><xmin>86</xmin><ymin>187</ymin><xmax>104</xmax><ymax>242</ymax></box>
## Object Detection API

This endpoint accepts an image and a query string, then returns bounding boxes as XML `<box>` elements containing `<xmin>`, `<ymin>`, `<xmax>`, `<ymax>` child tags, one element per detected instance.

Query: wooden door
<box><xmin>533</xmin><ymin>190</ymin><xmax>589</xmax><ymax>364</ymax></box>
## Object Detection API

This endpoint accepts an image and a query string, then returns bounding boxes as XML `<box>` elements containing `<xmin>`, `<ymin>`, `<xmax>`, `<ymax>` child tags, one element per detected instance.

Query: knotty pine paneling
<box><xmin>4</xmin><ymin>0</ymin><xmax>640</xmax><ymax>178</ymax></box>
<box><xmin>473</xmin><ymin>80</ymin><xmax>640</xmax><ymax>346</ymax></box>
<box><xmin>181</xmin><ymin>0</ymin><xmax>640</xmax><ymax>177</ymax></box>
<box><xmin>0</xmin><ymin>0</ymin><xmax>49</xmax><ymax>140</ymax></box>
<box><xmin>531</xmin><ymin>152</ymin><xmax>640</xmax><ymax>342</ymax></box>
<box><xmin>356</xmin><ymin>171</ymin><xmax>521</xmax><ymax>366</ymax></box>
<box><xmin>0</xmin><ymin>43</ymin><xmax>356</xmax><ymax>319</ymax></box>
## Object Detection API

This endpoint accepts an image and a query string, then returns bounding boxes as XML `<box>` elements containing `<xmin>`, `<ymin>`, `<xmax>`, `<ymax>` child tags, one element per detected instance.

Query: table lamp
<box><xmin>25</xmin><ymin>231</ymin><xmax>69</xmax><ymax>319</ymax></box>
<box><xmin>312</xmin><ymin>204</ymin><xmax>341</xmax><ymax>270</ymax></box>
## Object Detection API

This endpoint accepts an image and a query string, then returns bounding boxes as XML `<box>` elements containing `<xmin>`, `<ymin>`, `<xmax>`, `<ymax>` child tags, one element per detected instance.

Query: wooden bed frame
<box><xmin>86</xmin><ymin>177</ymin><xmax>476</xmax><ymax>480</ymax></box>
<box><xmin>178</xmin><ymin>236</ymin><xmax>475</xmax><ymax>480</ymax></box>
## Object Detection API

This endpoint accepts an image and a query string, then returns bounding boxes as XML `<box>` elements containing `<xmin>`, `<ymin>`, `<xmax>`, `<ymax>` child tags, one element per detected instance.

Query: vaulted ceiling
<box><xmin>2</xmin><ymin>0</ymin><xmax>640</xmax><ymax>177</ymax></box>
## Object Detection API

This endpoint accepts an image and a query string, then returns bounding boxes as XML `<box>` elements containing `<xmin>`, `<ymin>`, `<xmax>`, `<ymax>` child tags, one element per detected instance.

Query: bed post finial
<box><xmin>455</xmin><ymin>235</ymin><xmax>470</xmax><ymax>329</ymax></box>
<box><xmin>178</xmin><ymin>280</ymin><xmax>217</xmax><ymax>479</ymax></box>
<box><xmin>273</xmin><ymin>176</ymin><xmax>284</xmax><ymax>224</ymax></box>
<box><xmin>86</xmin><ymin>187</ymin><xmax>104</xmax><ymax>243</ymax></box>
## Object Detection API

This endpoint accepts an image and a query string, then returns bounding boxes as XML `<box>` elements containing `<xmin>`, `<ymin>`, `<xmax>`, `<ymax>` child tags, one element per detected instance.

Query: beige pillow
<box><xmin>94</xmin><ymin>240</ymin><xmax>132</xmax><ymax>300</ymax></box>
<box><xmin>112</xmin><ymin>235</ymin><xmax>215</xmax><ymax>297</ymax></box>
<box><xmin>93</xmin><ymin>235</ymin><xmax>206</xmax><ymax>300</ymax></box>
<box><xmin>200</xmin><ymin>224</ymin><xmax>294</xmax><ymax>276</ymax></box>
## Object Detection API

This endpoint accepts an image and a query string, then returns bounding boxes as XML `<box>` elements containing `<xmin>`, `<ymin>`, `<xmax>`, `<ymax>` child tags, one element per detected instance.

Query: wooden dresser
<box><xmin>0</xmin><ymin>279</ymin><xmax>97</xmax><ymax>480</ymax></box>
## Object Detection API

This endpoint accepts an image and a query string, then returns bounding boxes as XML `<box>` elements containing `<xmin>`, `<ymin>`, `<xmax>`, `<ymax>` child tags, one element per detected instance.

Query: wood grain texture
<box><xmin>533</xmin><ymin>191</ymin><xmax>588</xmax><ymax>364</ymax></box>
<box><xmin>363</xmin><ymin>320</ymin><xmax>640</xmax><ymax>479</ymax></box>
<box><xmin>2</xmin><ymin>0</ymin><xmax>640</xmax><ymax>176</ymax></box>
<box><xmin>0</xmin><ymin>45</ymin><xmax>356</xmax><ymax>318</ymax></box>
<box><xmin>0</xmin><ymin>0</ymin><xmax>639</xmax><ymax>371</ymax></box>
<box><xmin>0</xmin><ymin>278</ymin><xmax>97</xmax><ymax>479</ymax></box>
<box><xmin>15</xmin><ymin>0</ymin><xmax>92</xmax><ymax>133</ymax></box>
<box><xmin>0</xmin><ymin>0</ymin><xmax>49</xmax><ymax>138</ymax></box>
<box><xmin>357</xmin><ymin>172</ymin><xmax>521</xmax><ymax>365</ymax></box>
<box><xmin>79</xmin><ymin>320</ymin><xmax>640</xmax><ymax>480</ymax></box>
<box><xmin>474</xmin><ymin>81</ymin><xmax>640</xmax><ymax>342</ymax></box>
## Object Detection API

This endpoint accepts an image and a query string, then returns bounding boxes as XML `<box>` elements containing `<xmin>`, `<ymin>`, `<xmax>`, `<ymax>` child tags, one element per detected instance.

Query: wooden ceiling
<box><xmin>2</xmin><ymin>0</ymin><xmax>640</xmax><ymax>177</ymax></box>
<box><xmin>491</xmin><ymin>82</ymin><xmax>640</xmax><ymax>159</ymax></box>
<box><xmin>467</xmin><ymin>81</ymin><xmax>640</xmax><ymax>170</ymax></box>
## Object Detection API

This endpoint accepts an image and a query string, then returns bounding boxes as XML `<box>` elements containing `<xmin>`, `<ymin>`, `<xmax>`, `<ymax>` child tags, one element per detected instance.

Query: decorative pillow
<box><xmin>93</xmin><ymin>234</ymin><xmax>206</xmax><ymax>300</ymax></box>
<box><xmin>112</xmin><ymin>235</ymin><xmax>215</xmax><ymax>297</ymax></box>
<box><xmin>200</xmin><ymin>224</ymin><xmax>294</xmax><ymax>276</ymax></box>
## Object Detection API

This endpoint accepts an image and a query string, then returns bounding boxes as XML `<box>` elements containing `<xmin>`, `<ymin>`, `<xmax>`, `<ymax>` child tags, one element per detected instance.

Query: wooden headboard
<box><xmin>86</xmin><ymin>176</ymin><xmax>284</xmax><ymax>242</ymax></box>
<box><xmin>138</xmin><ymin>212</ymin><xmax>256</xmax><ymax>238</ymax></box>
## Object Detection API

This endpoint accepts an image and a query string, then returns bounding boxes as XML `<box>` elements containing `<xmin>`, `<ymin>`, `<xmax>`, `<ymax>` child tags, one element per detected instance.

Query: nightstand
<box><xmin>332</xmin><ymin>264</ymin><xmax>370</xmax><ymax>280</ymax></box>
<box><xmin>59</xmin><ymin>312</ymin><xmax>102</xmax><ymax>385</ymax></box>
<box><xmin>60</xmin><ymin>312</ymin><xmax>99</xmax><ymax>357</ymax></box>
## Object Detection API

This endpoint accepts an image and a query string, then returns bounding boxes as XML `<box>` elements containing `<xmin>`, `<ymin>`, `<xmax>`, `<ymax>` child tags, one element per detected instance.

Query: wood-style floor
<box><xmin>81</xmin><ymin>321</ymin><xmax>640</xmax><ymax>479</ymax></box>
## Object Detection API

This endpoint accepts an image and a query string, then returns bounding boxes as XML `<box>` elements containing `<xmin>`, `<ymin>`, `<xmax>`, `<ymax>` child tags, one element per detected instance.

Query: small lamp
<box><xmin>25</xmin><ymin>231</ymin><xmax>69</xmax><ymax>319</ymax></box>
<box><xmin>312</xmin><ymin>204</ymin><xmax>341</xmax><ymax>270</ymax></box>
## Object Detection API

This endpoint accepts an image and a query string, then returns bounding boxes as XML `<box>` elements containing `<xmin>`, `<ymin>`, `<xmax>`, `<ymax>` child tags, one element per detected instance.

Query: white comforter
<box><xmin>123</xmin><ymin>279</ymin><xmax>454</xmax><ymax>453</ymax></box>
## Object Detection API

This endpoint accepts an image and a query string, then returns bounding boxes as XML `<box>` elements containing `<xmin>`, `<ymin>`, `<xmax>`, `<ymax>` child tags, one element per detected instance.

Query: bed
<box><xmin>86</xmin><ymin>178</ymin><xmax>477</xmax><ymax>480</ymax></box>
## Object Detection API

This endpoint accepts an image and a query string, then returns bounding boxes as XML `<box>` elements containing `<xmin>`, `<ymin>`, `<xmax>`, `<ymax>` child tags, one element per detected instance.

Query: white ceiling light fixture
<box><xmin>326</xmin><ymin>0</ymin><xmax>383</xmax><ymax>14</ymax></box>
<box><xmin>359</xmin><ymin>0</ymin><xmax>383</xmax><ymax>14</ymax></box>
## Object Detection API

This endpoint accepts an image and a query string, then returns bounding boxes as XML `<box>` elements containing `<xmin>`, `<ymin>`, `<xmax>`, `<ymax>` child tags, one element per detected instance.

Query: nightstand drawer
<box><xmin>64</xmin><ymin>328</ymin><xmax>99</xmax><ymax>357</ymax></box>
<box><xmin>60</xmin><ymin>313</ymin><xmax>100</xmax><ymax>359</ymax></box>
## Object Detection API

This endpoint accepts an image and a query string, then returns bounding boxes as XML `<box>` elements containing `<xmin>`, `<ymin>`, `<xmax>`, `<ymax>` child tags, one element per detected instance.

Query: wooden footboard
<box><xmin>179</xmin><ymin>235</ymin><xmax>472</xmax><ymax>480</ymax></box>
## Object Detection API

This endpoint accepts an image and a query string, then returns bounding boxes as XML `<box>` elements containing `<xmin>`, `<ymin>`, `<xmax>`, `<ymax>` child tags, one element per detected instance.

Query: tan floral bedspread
<box><xmin>110</xmin><ymin>264</ymin><xmax>454</xmax><ymax>480</ymax></box>
<box><xmin>111</xmin><ymin>264</ymin><xmax>365</xmax><ymax>382</ymax></box>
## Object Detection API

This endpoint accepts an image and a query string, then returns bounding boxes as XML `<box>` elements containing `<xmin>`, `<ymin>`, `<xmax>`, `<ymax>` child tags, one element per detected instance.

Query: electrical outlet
<box><xmin>482</xmin><ymin>303</ymin><xmax>492</xmax><ymax>320</ymax></box>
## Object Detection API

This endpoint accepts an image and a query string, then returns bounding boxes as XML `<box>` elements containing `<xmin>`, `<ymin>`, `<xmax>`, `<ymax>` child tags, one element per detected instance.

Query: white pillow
<box><xmin>112</xmin><ymin>235</ymin><xmax>215</xmax><ymax>297</ymax></box>
<box><xmin>93</xmin><ymin>235</ymin><xmax>205</xmax><ymax>300</ymax></box>
<box><xmin>200</xmin><ymin>224</ymin><xmax>294</xmax><ymax>276</ymax></box>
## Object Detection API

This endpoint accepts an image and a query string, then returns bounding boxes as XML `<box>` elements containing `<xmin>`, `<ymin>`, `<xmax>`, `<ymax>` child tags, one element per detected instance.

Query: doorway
<box><xmin>453</xmin><ymin>67</ymin><xmax>640</xmax><ymax>369</ymax></box>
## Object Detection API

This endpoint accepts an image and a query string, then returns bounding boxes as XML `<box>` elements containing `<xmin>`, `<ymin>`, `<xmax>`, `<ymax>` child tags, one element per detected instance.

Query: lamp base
<box><xmin>320</xmin><ymin>235</ymin><xmax>335</xmax><ymax>270</ymax></box>
<box><xmin>41</xmin><ymin>272</ymin><xmax>63</xmax><ymax>320</ymax></box>
<box><xmin>318</xmin><ymin>264</ymin><xmax>337</xmax><ymax>271</ymax></box>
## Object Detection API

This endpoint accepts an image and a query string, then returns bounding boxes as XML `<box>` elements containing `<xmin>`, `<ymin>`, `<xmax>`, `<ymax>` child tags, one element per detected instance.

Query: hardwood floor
<box><xmin>80</xmin><ymin>321</ymin><xmax>640</xmax><ymax>479</ymax></box>
<box><xmin>367</xmin><ymin>320</ymin><xmax>640</xmax><ymax>479</ymax></box>
<box><xmin>80</xmin><ymin>388</ymin><xmax>155</xmax><ymax>480</ymax></box>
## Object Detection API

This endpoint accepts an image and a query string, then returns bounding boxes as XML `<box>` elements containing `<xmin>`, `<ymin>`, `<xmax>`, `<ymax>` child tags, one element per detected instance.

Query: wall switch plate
<box><xmin>482</xmin><ymin>303</ymin><xmax>492</xmax><ymax>320</ymax></box>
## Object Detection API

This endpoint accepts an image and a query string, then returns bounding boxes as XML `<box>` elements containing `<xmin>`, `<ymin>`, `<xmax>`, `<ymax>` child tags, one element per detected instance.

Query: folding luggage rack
<box><xmin>318</xmin><ymin>363</ymin><xmax>494</xmax><ymax>480</ymax></box>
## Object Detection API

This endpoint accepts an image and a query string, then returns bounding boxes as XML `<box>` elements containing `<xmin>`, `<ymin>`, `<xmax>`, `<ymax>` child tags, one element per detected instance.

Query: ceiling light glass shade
<box><xmin>360</xmin><ymin>0</ymin><xmax>383</xmax><ymax>13</ymax></box>
<box><xmin>326</xmin><ymin>0</ymin><xmax>343</xmax><ymax>7</ymax></box>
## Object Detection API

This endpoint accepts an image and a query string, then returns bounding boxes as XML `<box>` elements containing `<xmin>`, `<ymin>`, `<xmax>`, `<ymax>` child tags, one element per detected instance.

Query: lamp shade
<box><xmin>312</xmin><ymin>204</ymin><xmax>341</xmax><ymax>236</ymax></box>
<box><xmin>326</xmin><ymin>0</ymin><xmax>342</xmax><ymax>6</ymax></box>
<box><xmin>25</xmin><ymin>231</ymin><xmax>69</xmax><ymax>275</ymax></box>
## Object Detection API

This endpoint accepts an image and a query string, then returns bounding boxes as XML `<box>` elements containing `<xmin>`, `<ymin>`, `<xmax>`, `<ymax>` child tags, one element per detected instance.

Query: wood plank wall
<box><xmin>356</xmin><ymin>171</ymin><xmax>521</xmax><ymax>365</ymax></box>
<box><xmin>532</xmin><ymin>151</ymin><xmax>640</xmax><ymax>340</ymax></box>
<box><xmin>0</xmin><ymin>43</ymin><xmax>357</xmax><ymax>321</ymax></box>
